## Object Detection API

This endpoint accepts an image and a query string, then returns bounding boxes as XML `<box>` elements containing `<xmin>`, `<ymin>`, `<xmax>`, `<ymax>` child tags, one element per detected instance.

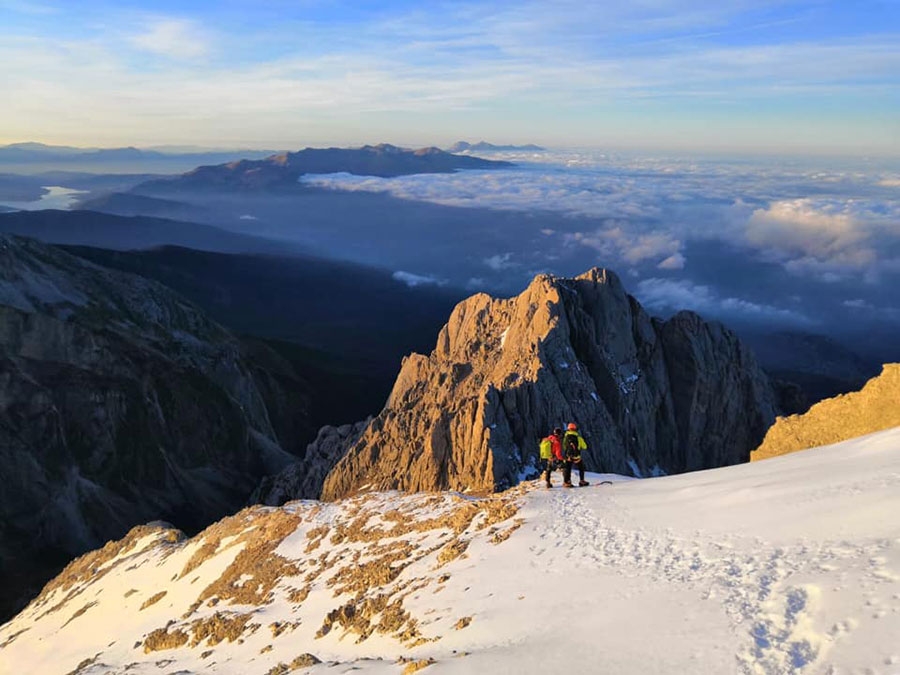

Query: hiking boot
<box><xmin>579</xmin><ymin>480</ymin><xmax>590</xmax><ymax>487</ymax></box>
<box><xmin>563</xmin><ymin>482</ymin><xmax>573</xmax><ymax>488</ymax></box>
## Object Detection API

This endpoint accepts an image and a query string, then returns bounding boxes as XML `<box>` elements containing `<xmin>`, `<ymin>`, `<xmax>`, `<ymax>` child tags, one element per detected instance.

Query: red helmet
<box><xmin>567</xmin><ymin>422</ymin><xmax>578</xmax><ymax>431</ymax></box>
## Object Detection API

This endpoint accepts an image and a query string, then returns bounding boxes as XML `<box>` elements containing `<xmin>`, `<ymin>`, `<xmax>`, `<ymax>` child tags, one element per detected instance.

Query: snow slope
<box><xmin>2</xmin><ymin>428</ymin><xmax>898</xmax><ymax>675</ymax></box>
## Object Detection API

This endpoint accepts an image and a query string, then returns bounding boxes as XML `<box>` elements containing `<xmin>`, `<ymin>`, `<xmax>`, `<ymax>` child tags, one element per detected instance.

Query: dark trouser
<box><xmin>541</xmin><ymin>458</ymin><xmax>555</xmax><ymax>483</ymax></box>
<box><xmin>563</xmin><ymin>458</ymin><xmax>585</xmax><ymax>484</ymax></box>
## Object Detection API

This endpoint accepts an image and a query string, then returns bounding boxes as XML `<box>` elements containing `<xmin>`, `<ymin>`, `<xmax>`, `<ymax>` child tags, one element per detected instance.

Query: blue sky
<box><xmin>1</xmin><ymin>0</ymin><xmax>898</xmax><ymax>154</ymax></box>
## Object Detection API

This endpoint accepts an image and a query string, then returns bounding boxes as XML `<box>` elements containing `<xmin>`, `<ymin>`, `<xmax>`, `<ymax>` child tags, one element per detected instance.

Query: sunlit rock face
<box><xmin>752</xmin><ymin>363</ymin><xmax>900</xmax><ymax>461</ymax></box>
<box><xmin>322</xmin><ymin>268</ymin><xmax>776</xmax><ymax>500</ymax></box>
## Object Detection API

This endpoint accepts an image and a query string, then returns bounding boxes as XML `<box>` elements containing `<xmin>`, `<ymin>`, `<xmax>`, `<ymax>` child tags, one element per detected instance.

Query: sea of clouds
<box><xmin>302</xmin><ymin>150</ymin><xmax>900</xmax><ymax>281</ymax></box>
<box><xmin>300</xmin><ymin>150</ymin><xmax>900</xmax><ymax>349</ymax></box>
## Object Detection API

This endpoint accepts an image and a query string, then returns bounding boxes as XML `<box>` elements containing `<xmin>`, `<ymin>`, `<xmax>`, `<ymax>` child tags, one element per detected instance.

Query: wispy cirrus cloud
<box><xmin>392</xmin><ymin>270</ymin><xmax>447</xmax><ymax>288</ymax></box>
<box><xmin>1</xmin><ymin>1</ymin><xmax>898</xmax><ymax>150</ymax></box>
<box><xmin>130</xmin><ymin>18</ymin><xmax>212</xmax><ymax>60</ymax></box>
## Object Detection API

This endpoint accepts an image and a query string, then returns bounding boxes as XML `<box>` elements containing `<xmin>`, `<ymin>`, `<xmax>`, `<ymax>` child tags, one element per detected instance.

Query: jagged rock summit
<box><xmin>752</xmin><ymin>363</ymin><xmax>900</xmax><ymax>461</ymax></box>
<box><xmin>321</xmin><ymin>268</ymin><xmax>776</xmax><ymax>501</ymax></box>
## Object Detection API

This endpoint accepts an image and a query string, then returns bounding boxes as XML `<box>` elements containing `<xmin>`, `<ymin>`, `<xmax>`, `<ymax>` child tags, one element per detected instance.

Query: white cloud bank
<box><xmin>635</xmin><ymin>278</ymin><xmax>814</xmax><ymax>326</ymax></box>
<box><xmin>563</xmin><ymin>226</ymin><xmax>684</xmax><ymax>269</ymax></box>
<box><xmin>302</xmin><ymin>153</ymin><xmax>900</xmax><ymax>284</ymax></box>
<box><xmin>130</xmin><ymin>18</ymin><xmax>211</xmax><ymax>60</ymax></box>
<box><xmin>744</xmin><ymin>197</ymin><xmax>899</xmax><ymax>281</ymax></box>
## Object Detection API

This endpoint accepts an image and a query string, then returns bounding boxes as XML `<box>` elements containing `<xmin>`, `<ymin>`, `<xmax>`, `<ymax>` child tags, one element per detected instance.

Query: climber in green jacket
<box><xmin>562</xmin><ymin>423</ymin><xmax>589</xmax><ymax>487</ymax></box>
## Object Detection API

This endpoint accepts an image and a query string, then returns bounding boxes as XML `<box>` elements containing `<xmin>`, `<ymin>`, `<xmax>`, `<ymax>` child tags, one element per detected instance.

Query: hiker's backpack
<box><xmin>564</xmin><ymin>433</ymin><xmax>580</xmax><ymax>459</ymax></box>
<box><xmin>539</xmin><ymin>437</ymin><xmax>553</xmax><ymax>459</ymax></box>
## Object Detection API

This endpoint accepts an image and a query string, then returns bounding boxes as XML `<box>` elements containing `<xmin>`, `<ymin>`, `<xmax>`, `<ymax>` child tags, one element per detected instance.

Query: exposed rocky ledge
<box><xmin>752</xmin><ymin>363</ymin><xmax>900</xmax><ymax>461</ymax></box>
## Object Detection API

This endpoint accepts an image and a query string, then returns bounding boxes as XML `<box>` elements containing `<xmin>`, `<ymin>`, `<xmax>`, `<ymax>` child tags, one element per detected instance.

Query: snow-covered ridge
<box><xmin>3</xmin><ymin>427</ymin><xmax>898</xmax><ymax>674</ymax></box>
<box><xmin>1</xmin><ymin>487</ymin><xmax>524</xmax><ymax>674</ymax></box>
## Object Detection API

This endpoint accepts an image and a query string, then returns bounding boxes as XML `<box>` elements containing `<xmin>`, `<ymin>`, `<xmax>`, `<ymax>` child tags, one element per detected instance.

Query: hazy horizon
<box><xmin>4</xmin><ymin>139</ymin><xmax>900</xmax><ymax>167</ymax></box>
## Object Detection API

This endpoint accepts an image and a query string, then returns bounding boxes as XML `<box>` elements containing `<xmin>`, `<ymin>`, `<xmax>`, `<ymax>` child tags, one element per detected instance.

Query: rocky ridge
<box><xmin>319</xmin><ymin>268</ymin><xmax>777</xmax><ymax>501</ymax></box>
<box><xmin>135</xmin><ymin>144</ymin><xmax>512</xmax><ymax>193</ymax></box>
<box><xmin>751</xmin><ymin>363</ymin><xmax>900</xmax><ymax>461</ymax></box>
<box><xmin>0</xmin><ymin>234</ymin><xmax>313</xmax><ymax>620</ymax></box>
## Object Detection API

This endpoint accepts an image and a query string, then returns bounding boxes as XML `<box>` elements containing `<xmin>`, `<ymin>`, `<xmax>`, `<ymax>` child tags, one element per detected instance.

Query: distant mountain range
<box><xmin>0</xmin><ymin>209</ymin><xmax>306</xmax><ymax>255</ymax></box>
<box><xmin>135</xmin><ymin>143</ymin><xmax>512</xmax><ymax>193</ymax></box>
<box><xmin>448</xmin><ymin>140</ymin><xmax>546</xmax><ymax>152</ymax></box>
<box><xmin>0</xmin><ymin>142</ymin><xmax>276</xmax><ymax>166</ymax></box>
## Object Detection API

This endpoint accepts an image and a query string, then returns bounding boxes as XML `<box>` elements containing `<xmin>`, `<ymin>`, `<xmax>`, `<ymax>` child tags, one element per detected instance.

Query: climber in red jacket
<box><xmin>538</xmin><ymin>427</ymin><xmax>564</xmax><ymax>488</ymax></box>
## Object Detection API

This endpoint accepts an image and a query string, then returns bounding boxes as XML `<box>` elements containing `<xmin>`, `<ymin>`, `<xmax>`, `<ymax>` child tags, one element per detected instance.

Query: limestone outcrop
<box><xmin>321</xmin><ymin>268</ymin><xmax>776</xmax><ymax>500</ymax></box>
<box><xmin>752</xmin><ymin>363</ymin><xmax>900</xmax><ymax>461</ymax></box>
<box><xmin>254</xmin><ymin>420</ymin><xmax>370</xmax><ymax>504</ymax></box>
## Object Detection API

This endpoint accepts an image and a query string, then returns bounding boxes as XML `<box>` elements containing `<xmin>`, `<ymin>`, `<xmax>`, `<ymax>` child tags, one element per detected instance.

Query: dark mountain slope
<box><xmin>64</xmin><ymin>245</ymin><xmax>467</xmax><ymax>425</ymax></box>
<box><xmin>0</xmin><ymin>209</ymin><xmax>306</xmax><ymax>255</ymax></box>
<box><xmin>0</xmin><ymin>235</ymin><xmax>314</xmax><ymax>621</ymax></box>
<box><xmin>75</xmin><ymin>192</ymin><xmax>203</xmax><ymax>219</ymax></box>
<box><xmin>738</xmin><ymin>329</ymin><xmax>880</xmax><ymax>410</ymax></box>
